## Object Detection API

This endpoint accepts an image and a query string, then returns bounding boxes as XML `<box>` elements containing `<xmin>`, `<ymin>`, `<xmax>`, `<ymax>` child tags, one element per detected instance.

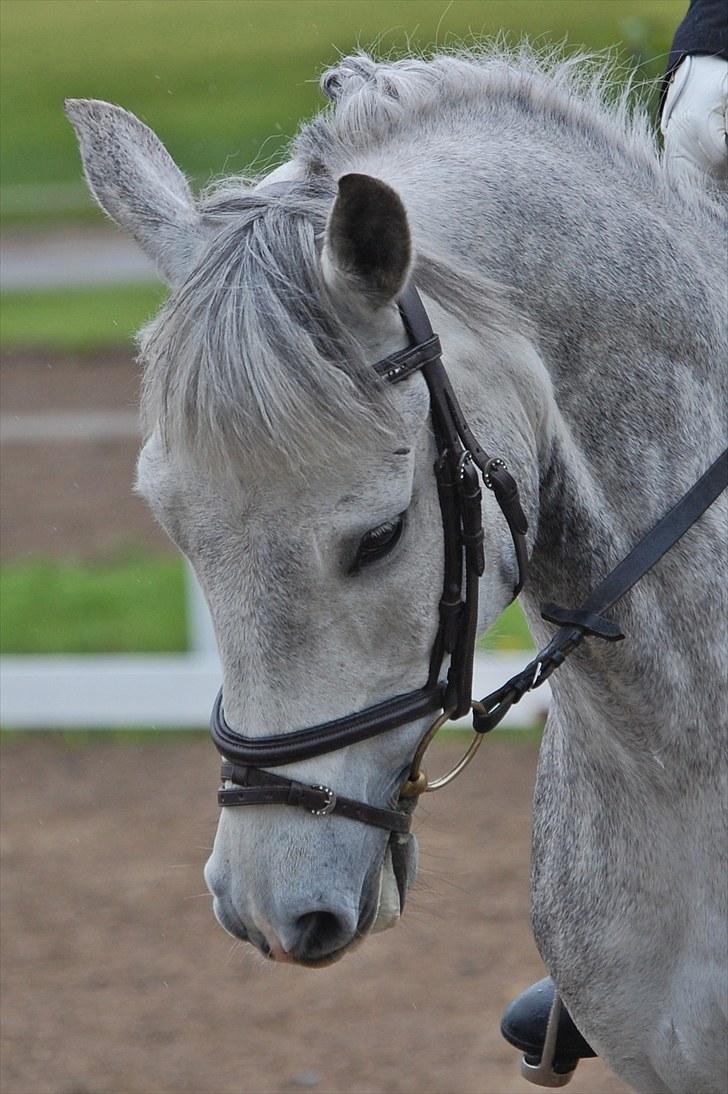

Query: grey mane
<box><xmin>303</xmin><ymin>43</ymin><xmax>708</xmax><ymax>212</ymax></box>
<box><xmin>138</xmin><ymin>43</ymin><xmax>720</xmax><ymax>472</ymax></box>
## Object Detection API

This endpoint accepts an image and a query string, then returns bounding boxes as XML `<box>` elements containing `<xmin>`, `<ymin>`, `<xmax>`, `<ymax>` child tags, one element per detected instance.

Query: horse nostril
<box><xmin>292</xmin><ymin>910</ymin><xmax>352</xmax><ymax>961</ymax></box>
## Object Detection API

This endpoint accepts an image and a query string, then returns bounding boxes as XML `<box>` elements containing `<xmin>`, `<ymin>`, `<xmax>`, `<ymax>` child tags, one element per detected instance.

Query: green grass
<box><xmin>0</xmin><ymin>554</ymin><xmax>187</xmax><ymax>654</ymax></box>
<box><xmin>1</xmin><ymin>0</ymin><xmax>683</xmax><ymax>223</ymax></box>
<box><xmin>1</xmin><ymin>283</ymin><xmax>167</xmax><ymax>352</ymax></box>
<box><xmin>0</xmin><ymin>554</ymin><xmax>532</xmax><ymax>656</ymax></box>
<box><xmin>478</xmin><ymin>600</ymin><xmax>534</xmax><ymax>652</ymax></box>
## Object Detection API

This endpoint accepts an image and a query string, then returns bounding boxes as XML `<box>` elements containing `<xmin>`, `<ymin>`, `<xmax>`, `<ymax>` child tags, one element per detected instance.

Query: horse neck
<box><xmin>519</xmin><ymin>391</ymin><xmax>725</xmax><ymax>774</ymax></box>
<box><xmin>445</xmin><ymin>305</ymin><xmax>725</xmax><ymax>774</ymax></box>
<box><xmin>408</xmin><ymin>151</ymin><xmax>726</xmax><ymax>767</ymax></box>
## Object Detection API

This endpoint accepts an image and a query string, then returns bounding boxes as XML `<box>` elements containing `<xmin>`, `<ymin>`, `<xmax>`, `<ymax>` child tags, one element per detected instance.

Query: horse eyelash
<box><xmin>348</xmin><ymin>513</ymin><xmax>406</xmax><ymax>574</ymax></box>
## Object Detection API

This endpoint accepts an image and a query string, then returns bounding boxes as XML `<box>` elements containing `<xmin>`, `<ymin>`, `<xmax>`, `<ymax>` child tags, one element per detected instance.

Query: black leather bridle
<box><xmin>211</xmin><ymin>279</ymin><xmax>728</xmax><ymax>835</ymax></box>
<box><xmin>212</xmin><ymin>282</ymin><xmax>529</xmax><ymax>833</ymax></box>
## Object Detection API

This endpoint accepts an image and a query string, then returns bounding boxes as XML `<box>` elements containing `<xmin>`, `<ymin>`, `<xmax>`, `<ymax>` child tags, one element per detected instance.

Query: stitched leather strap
<box><xmin>397</xmin><ymin>285</ymin><xmax>529</xmax><ymax>597</ymax></box>
<box><xmin>211</xmin><ymin>684</ymin><xmax>445</xmax><ymax>767</ymax></box>
<box><xmin>373</xmin><ymin>335</ymin><xmax>443</xmax><ymax>383</ymax></box>
<box><xmin>540</xmin><ymin>603</ymin><xmax>625</xmax><ymax>641</ymax></box>
<box><xmin>219</xmin><ymin>762</ymin><xmax>411</xmax><ymax>833</ymax></box>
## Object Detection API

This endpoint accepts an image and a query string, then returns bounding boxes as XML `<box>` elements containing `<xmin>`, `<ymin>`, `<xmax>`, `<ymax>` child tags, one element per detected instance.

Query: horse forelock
<box><xmin>137</xmin><ymin>187</ymin><xmax>529</xmax><ymax>476</ymax></box>
<box><xmin>138</xmin><ymin>182</ymin><xmax>401</xmax><ymax>473</ymax></box>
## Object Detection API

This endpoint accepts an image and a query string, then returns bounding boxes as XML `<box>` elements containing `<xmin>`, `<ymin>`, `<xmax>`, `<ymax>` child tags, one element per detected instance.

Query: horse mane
<box><xmin>299</xmin><ymin>42</ymin><xmax>665</xmax><ymax>190</ymax></box>
<box><xmin>138</xmin><ymin>43</ymin><xmax>716</xmax><ymax>473</ymax></box>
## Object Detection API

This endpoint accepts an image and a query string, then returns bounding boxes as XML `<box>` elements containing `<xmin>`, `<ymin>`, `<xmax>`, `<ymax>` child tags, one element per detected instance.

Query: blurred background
<box><xmin>1</xmin><ymin>2</ymin><xmax>681</xmax><ymax>1092</ymax></box>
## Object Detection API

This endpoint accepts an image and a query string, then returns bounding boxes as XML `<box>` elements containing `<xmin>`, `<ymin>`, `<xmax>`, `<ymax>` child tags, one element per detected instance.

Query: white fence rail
<box><xmin>0</xmin><ymin>650</ymin><xmax>549</xmax><ymax>729</ymax></box>
<box><xmin>1</xmin><ymin>557</ymin><xmax>549</xmax><ymax>730</ymax></box>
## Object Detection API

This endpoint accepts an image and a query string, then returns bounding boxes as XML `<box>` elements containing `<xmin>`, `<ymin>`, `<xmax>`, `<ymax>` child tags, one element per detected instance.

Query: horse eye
<box><xmin>349</xmin><ymin>514</ymin><xmax>405</xmax><ymax>574</ymax></box>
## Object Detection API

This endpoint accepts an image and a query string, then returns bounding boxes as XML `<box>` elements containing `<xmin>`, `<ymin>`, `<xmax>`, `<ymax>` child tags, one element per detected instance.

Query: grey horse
<box><xmin>66</xmin><ymin>45</ymin><xmax>727</xmax><ymax>1094</ymax></box>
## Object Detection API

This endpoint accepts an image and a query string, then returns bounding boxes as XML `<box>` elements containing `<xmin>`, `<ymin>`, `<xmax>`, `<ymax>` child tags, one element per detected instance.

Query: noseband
<box><xmin>211</xmin><ymin>282</ymin><xmax>530</xmax><ymax>833</ymax></box>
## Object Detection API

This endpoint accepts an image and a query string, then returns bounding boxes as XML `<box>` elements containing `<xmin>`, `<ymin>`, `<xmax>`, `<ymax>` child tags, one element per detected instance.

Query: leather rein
<box><xmin>211</xmin><ymin>282</ymin><xmax>728</xmax><ymax>834</ymax></box>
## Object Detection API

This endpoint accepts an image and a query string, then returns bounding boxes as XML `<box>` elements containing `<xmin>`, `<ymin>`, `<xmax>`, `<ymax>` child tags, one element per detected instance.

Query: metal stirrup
<box><xmin>520</xmin><ymin>994</ymin><xmax>576</xmax><ymax>1088</ymax></box>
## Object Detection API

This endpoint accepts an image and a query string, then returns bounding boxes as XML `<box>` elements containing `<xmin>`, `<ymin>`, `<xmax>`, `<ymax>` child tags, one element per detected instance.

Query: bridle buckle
<box><xmin>457</xmin><ymin>449</ymin><xmax>473</xmax><ymax>479</ymax></box>
<box><xmin>483</xmin><ymin>456</ymin><xmax>508</xmax><ymax>490</ymax></box>
<box><xmin>310</xmin><ymin>785</ymin><xmax>337</xmax><ymax>816</ymax></box>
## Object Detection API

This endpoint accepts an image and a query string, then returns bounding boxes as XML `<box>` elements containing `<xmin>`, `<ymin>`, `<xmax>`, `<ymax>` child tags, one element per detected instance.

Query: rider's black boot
<box><xmin>501</xmin><ymin>977</ymin><xmax>596</xmax><ymax>1087</ymax></box>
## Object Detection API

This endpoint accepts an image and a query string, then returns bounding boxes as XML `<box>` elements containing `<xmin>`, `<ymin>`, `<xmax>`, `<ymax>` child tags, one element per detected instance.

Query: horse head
<box><xmin>66</xmin><ymin>99</ymin><xmax>522</xmax><ymax>966</ymax></box>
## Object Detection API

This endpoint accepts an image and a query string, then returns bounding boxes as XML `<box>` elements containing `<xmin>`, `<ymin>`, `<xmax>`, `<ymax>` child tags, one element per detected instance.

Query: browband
<box><xmin>373</xmin><ymin>334</ymin><xmax>443</xmax><ymax>384</ymax></box>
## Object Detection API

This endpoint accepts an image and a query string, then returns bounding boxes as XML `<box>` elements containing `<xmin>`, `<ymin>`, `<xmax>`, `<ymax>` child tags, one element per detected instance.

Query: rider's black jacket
<box><xmin>666</xmin><ymin>0</ymin><xmax>728</xmax><ymax>78</ymax></box>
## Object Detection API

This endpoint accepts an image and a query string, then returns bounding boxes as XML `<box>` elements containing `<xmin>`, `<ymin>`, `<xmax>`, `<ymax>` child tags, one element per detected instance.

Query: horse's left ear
<box><xmin>65</xmin><ymin>99</ymin><xmax>203</xmax><ymax>287</ymax></box>
<box><xmin>323</xmin><ymin>173</ymin><xmax>411</xmax><ymax>306</ymax></box>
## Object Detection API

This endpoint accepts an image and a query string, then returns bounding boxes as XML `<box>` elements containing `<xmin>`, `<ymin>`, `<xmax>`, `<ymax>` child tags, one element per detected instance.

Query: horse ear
<box><xmin>65</xmin><ymin>99</ymin><xmax>203</xmax><ymax>287</ymax></box>
<box><xmin>323</xmin><ymin>173</ymin><xmax>411</xmax><ymax>307</ymax></box>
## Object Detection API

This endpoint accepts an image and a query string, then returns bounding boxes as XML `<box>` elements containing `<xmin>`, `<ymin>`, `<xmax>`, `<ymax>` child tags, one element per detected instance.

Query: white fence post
<box><xmin>185</xmin><ymin>563</ymin><xmax>219</xmax><ymax>660</ymax></box>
